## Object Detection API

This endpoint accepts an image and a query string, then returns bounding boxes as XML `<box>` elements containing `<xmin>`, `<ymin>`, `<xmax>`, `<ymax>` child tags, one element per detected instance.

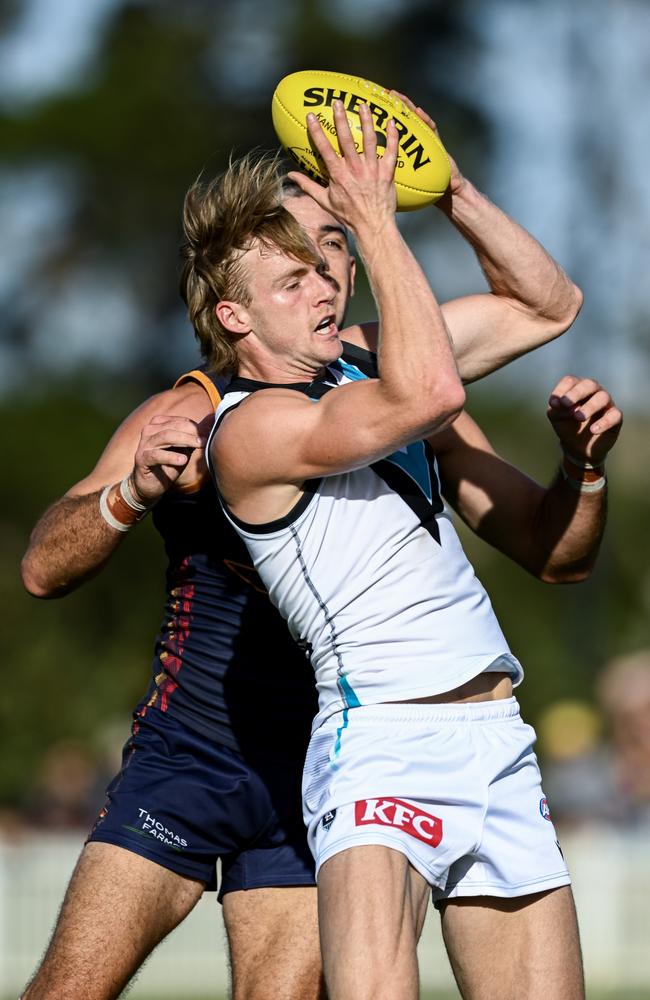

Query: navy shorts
<box><xmin>87</xmin><ymin>710</ymin><xmax>315</xmax><ymax>899</ymax></box>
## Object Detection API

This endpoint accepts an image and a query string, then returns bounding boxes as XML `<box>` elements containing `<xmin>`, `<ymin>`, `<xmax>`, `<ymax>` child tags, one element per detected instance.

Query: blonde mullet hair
<box><xmin>179</xmin><ymin>152</ymin><xmax>320</xmax><ymax>373</ymax></box>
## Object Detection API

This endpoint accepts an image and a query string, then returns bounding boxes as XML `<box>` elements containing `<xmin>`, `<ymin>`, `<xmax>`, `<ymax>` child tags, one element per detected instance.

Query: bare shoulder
<box><xmin>339</xmin><ymin>321</ymin><xmax>379</xmax><ymax>353</ymax></box>
<box><xmin>131</xmin><ymin>381</ymin><xmax>215</xmax><ymax>425</ymax></box>
<box><xmin>215</xmin><ymin>388</ymin><xmax>311</xmax><ymax>444</ymax></box>
<box><xmin>211</xmin><ymin>388</ymin><xmax>313</xmax><ymax>481</ymax></box>
<box><xmin>108</xmin><ymin>382</ymin><xmax>216</xmax><ymax>451</ymax></box>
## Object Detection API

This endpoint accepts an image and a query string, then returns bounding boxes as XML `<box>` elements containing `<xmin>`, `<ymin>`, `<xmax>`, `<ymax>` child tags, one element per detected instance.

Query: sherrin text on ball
<box><xmin>272</xmin><ymin>70</ymin><xmax>450</xmax><ymax>211</ymax></box>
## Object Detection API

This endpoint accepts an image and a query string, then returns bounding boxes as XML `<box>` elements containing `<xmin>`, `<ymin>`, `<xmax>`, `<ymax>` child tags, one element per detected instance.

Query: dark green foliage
<box><xmin>1</xmin><ymin>386</ymin><xmax>166</xmax><ymax>806</ymax></box>
<box><xmin>1</xmin><ymin>0</ymin><xmax>647</xmax><ymax>814</ymax></box>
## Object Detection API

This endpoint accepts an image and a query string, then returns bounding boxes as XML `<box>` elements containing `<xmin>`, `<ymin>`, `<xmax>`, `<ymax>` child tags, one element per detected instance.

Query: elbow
<box><xmin>529</xmin><ymin>280</ymin><xmax>584</xmax><ymax>349</ymax></box>
<box><xmin>423</xmin><ymin>380</ymin><xmax>466</xmax><ymax>431</ymax></box>
<box><xmin>560</xmin><ymin>281</ymin><xmax>584</xmax><ymax>331</ymax></box>
<box><xmin>537</xmin><ymin>562</ymin><xmax>593</xmax><ymax>585</ymax></box>
<box><xmin>387</xmin><ymin>375</ymin><xmax>465</xmax><ymax>439</ymax></box>
<box><xmin>546</xmin><ymin>281</ymin><xmax>584</xmax><ymax>339</ymax></box>
<box><xmin>446</xmin><ymin>380</ymin><xmax>467</xmax><ymax>416</ymax></box>
<box><xmin>21</xmin><ymin>555</ymin><xmax>57</xmax><ymax>599</ymax></box>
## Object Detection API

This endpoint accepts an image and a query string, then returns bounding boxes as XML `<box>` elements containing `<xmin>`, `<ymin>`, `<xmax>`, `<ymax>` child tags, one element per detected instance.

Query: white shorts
<box><xmin>302</xmin><ymin>698</ymin><xmax>570</xmax><ymax>901</ymax></box>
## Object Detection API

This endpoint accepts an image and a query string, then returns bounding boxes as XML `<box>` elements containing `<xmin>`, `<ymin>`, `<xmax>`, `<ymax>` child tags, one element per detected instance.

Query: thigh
<box><xmin>318</xmin><ymin>845</ymin><xmax>430</xmax><ymax>1000</ymax></box>
<box><xmin>218</xmin><ymin>752</ymin><xmax>315</xmax><ymax>900</ymax></box>
<box><xmin>433</xmin><ymin>716</ymin><xmax>570</xmax><ymax>904</ymax></box>
<box><xmin>23</xmin><ymin>842</ymin><xmax>204</xmax><ymax>1000</ymax></box>
<box><xmin>224</xmin><ymin>887</ymin><xmax>324</xmax><ymax>1000</ymax></box>
<box><xmin>90</xmin><ymin>712</ymin><xmax>274</xmax><ymax>888</ymax></box>
<box><xmin>439</xmin><ymin>885</ymin><xmax>584</xmax><ymax>1000</ymax></box>
<box><xmin>220</xmin><ymin>754</ymin><xmax>319</xmax><ymax>998</ymax></box>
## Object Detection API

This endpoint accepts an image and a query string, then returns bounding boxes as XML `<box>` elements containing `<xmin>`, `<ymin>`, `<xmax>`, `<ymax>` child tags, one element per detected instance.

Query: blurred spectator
<box><xmin>597</xmin><ymin>649</ymin><xmax>650</xmax><ymax>827</ymax></box>
<box><xmin>538</xmin><ymin>650</ymin><xmax>650</xmax><ymax>830</ymax></box>
<box><xmin>537</xmin><ymin>699</ymin><xmax>620</xmax><ymax>828</ymax></box>
<box><xmin>21</xmin><ymin>740</ymin><xmax>107</xmax><ymax>831</ymax></box>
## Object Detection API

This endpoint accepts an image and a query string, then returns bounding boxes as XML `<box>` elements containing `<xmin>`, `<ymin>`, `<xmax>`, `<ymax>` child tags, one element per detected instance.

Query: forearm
<box><xmin>299</xmin><ymin>100</ymin><xmax>463</xmax><ymax>422</ymax></box>
<box><xmin>443</xmin><ymin>377</ymin><xmax>618</xmax><ymax>581</ymax></box>
<box><xmin>529</xmin><ymin>463</ymin><xmax>607</xmax><ymax>583</ymax></box>
<box><xmin>21</xmin><ymin>492</ymin><xmax>128</xmax><ymax>598</ymax></box>
<box><xmin>443</xmin><ymin>423</ymin><xmax>608</xmax><ymax>583</ymax></box>
<box><xmin>443</xmin><ymin>178</ymin><xmax>581</xmax><ymax>324</ymax></box>
<box><xmin>355</xmin><ymin>219</ymin><xmax>464</xmax><ymax>420</ymax></box>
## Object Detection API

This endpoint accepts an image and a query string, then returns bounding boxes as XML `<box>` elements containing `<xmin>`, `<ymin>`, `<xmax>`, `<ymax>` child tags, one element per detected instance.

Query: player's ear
<box><xmin>349</xmin><ymin>255</ymin><xmax>356</xmax><ymax>298</ymax></box>
<box><xmin>216</xmin><ymin>300</ymin><xmax>251</xmax><ymax>335</ymax></box>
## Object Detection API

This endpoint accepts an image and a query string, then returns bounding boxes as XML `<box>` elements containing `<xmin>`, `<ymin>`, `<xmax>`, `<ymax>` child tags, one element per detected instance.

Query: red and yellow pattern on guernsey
<box><xmin>139</xmin><ymin>558</ymin><xmax>195</xmax><ymax>717</ymax></box>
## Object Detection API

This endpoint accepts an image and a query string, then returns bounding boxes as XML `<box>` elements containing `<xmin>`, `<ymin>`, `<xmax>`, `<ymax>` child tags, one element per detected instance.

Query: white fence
<box><xmin>2</xmin><ymin>828</ymin><xmax>649</xmax><ymax>997</ymax></box>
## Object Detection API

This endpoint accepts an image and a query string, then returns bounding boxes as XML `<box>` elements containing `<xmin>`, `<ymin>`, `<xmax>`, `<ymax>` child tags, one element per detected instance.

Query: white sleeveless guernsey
<box><xmin>208</xmin><ymin>356</ymin><xmax>522</xmax><ymax>732</ymax></box>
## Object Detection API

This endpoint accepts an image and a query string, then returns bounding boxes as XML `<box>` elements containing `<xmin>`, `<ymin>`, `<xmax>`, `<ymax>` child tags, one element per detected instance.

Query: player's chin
<box><xmin>314</xmin><ymin>329</ymin><xmax>342</xmax><ymax>362</ymax></box>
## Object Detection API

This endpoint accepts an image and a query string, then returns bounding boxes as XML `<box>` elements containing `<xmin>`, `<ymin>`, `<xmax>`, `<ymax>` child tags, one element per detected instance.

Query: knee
<box><xmin>232</xmin><ymin>959</ymin><xmax>325</xmax><ymax>1000</ymax></box>
<box><xmin>325</xmin><ymin>971</ymin><xmax>412</xmax><ymax>1000</ymax></box>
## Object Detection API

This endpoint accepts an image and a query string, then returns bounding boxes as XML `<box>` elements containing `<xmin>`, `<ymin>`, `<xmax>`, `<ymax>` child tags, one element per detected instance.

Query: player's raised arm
<box><xmin>434</xmin><ymin>375</ymin><xmax>621</xmax><ymax>582</ymax></box>
<box><xmin>302</xmin><ymin>104</ymin><xmax>465</xmax><ymax>432</ymax></box>
<box><xmin>21</xmin><ymin>386</ymin><xmax>210</xmax><ymax>598</ymax></box>
<box><xmin>407</xmin><ymin>96</ymin><xmax>581</xmax><ymax>380</ymax></box>
<box><xmin>212</xmin><ymin>104</ymin><xmax>465</xmax><ymax>521</ymax></box>
<box><xmin>346</xmin><ymin>92</ymin><xmax>583</xmax><ymax>383</ymax></box>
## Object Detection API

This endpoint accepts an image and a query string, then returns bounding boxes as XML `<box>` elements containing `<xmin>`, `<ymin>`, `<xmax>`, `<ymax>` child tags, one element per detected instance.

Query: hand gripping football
<box><xmin>272</xmin><ymin>70</ymin><xmax>450</xmax><ymax>211</ymax></box>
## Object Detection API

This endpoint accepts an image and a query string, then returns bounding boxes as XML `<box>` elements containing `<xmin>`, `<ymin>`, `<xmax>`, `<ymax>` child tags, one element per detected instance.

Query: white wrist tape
<box><xmin>99</xmin><ymin>484</ymin><xmax>132</xmax><ymax>532</ymax></box>
<box><xmin>560</xmin><ymin>464</ymin><xmax>607</xmax><ymax>493</ymax></box>
<box><xmin>120</xmin><ymin>475</ymin><xmax>150</xmax><ymax>514</ymax></box>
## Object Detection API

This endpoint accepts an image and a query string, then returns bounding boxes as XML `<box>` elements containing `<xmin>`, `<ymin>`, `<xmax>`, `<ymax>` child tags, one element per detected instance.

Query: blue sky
<box><xmin>0</xmin><ymin>0</ymin><xmax>117</xmax><ymax>108</ymax></box>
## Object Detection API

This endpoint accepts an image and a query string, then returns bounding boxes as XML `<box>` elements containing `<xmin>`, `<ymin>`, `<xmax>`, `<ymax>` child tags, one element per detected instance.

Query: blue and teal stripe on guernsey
<box><xmin>330</xmin><ymin>708</ymin><xmax>349</xmax><ymax>770</ymax></box>
<box><xmin>382</xmin><ymin>441</ymin><xmax>434</xmax><ymax>503</ymax></box>
<box><xmin>338</xmin><ymin>671</ymin><xmax>361</xmax><ymax>708</ymax></box>
<box><xmin>335</xmin><ymin>358</ymin><xmax>367</xmax><ymax>383</ymax></box>
<box><xmin>329</xmin><ymin>675</ymin><xmax>360</xmax><ymax>770</ymax></box>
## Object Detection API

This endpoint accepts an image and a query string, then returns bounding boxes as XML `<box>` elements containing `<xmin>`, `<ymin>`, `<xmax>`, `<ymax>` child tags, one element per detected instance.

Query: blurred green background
<box><xmin>2</xmin><ymin>0</ymin><xmax>648</xmax><ymax>816</ymax></box>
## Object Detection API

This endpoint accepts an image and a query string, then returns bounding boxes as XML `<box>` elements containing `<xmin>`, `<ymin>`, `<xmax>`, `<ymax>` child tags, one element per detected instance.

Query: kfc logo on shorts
<box><xmin>539</xmin><ymin>797</ymin><xmax>552</xmax><ymax>821</ymax></box>
<box><xmin>355</xmin><ymin>798</ymin><xmax>443</xmax><ymax>846</ymax></box>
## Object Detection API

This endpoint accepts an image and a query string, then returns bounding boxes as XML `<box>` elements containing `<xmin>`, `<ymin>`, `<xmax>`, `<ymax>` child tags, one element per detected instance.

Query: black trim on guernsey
<box><xmin>221</xmin><ymin>483</ymin><xmax>320</xmax><ymax>536</ymax></box>
<box><xmin>340</xmin><ymin>341</ymin><xmax>379</xmax><ymax>378</ymax></box>
<box><xmin>211</xmin><ymin>395</ymin><xmax>321</xmax><ymax>535</ymax></box>
<box><xmin>227</xmin><ymin>365</ymin><xmax>339</xmax><ymax>401</ymax></box>
<box><xmin>218</xmin><ymin>350</ymin><xmax>444</xmax><ymax>541</ymax></box>
<box><xmin>371</xmin><ymin>444</ymin><xmax>443</xmax><ymax>544</ymax></box>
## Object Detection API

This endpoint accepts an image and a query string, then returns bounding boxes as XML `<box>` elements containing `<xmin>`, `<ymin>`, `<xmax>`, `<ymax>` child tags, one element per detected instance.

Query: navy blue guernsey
<box><xmin>135</xmin><ymin>368</ymin><xmax>318</xmax><ymax>755</ymax></box>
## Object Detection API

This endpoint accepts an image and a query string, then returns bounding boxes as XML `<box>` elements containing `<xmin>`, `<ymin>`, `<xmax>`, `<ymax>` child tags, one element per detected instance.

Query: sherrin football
<box><xmin>272</xmin><ymin>70</ymin><xmax>450</xmax><ymax>212</ymax></box>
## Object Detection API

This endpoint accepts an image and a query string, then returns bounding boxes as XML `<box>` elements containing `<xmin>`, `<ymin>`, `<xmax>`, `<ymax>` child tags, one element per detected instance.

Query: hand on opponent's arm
<box><xmin>435</xmin><ymin>375</ymin><xmax>622</xmax><ymax>583</ymax></box>
<box><xmin>21</xmin><ymin>389</ymin><xmax>209</xmax><ymax>598</ymax></box>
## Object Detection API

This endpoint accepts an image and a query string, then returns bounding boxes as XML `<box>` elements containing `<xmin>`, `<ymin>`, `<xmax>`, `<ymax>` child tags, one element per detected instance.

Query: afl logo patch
<box><xmin>540</xmin><ymin>797</ymin><xmax>552</xmax><ymax>821</ymax></box>
<box><xmin>322</xmin><ymin>810</ymin><xmax>337</xmax><ymax>831</ymax></box>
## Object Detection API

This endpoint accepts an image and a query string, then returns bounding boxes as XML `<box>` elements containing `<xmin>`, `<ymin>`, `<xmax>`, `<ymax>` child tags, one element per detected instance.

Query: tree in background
<box><xmin>1</xmin><ymin>0</ymin><xmax>648</xmax><ymax>816</ymax></box>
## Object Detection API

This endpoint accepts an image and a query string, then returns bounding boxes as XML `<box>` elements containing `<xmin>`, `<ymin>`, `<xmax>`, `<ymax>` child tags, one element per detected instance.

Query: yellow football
<box><xmin>272</xmin><ymin>70</ymin><xmax>450</xmax><ymax>212</ymax></box>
